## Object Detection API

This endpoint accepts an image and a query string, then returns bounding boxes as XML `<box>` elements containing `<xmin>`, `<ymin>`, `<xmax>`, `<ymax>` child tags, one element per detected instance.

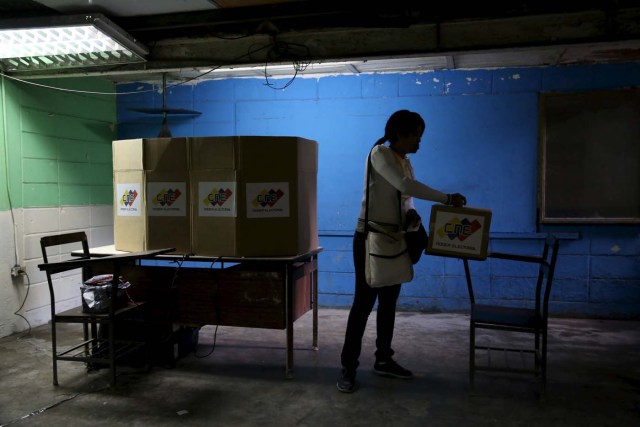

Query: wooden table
<box><xmin>76</xmin><ymin>246</ymin><xmax>322</xmax><ymax>377</ymax></box>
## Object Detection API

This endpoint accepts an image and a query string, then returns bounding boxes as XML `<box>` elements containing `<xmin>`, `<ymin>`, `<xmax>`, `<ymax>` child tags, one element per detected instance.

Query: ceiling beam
<box><xmin>115</xmin><ymin>7</ymin><xmax>640</xmax><ymax>69</ymax></box>
<box><xmin>5</xmin><ymin>1</ymin><xmax>640</xmax><ymax>80</ymax></box>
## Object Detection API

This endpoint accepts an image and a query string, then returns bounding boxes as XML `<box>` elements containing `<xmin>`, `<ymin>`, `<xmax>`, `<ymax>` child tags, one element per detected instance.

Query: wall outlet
<box><xmin>11</xmin><ymin>265</ymin><xmax>26</xmax><ymax>277</ymax></box>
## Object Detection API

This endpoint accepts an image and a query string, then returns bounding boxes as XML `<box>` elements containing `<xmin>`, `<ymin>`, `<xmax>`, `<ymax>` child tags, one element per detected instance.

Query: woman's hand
<box><xmin>447</xmin><ymin>193</ymin><xmax>467</xmax><ymax>207</ymax></box>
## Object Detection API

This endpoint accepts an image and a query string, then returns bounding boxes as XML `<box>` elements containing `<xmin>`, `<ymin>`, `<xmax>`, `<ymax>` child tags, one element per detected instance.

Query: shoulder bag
<box><xmin>405</xmin><ymin>220</ymin><xmax>428</xmax><ymax>264</ymax></box>
<box><xmin>363</xmin><ymin>149</ymin><xmax>414</xmax><ymax>287</ymax></box>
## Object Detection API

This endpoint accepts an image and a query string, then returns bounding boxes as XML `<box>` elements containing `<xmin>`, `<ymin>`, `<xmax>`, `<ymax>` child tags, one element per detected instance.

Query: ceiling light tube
<box><xmin>0</xmin><ymin>13</ymin><xmax>148</xmax><ymax>72</ymax></box>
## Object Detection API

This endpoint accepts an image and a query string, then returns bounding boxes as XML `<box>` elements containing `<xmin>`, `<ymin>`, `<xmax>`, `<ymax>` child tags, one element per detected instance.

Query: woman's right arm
<box><xmin>371</xmin><ymin>147</ymin><xmax>449</xmax><ymax>204</ymax></box>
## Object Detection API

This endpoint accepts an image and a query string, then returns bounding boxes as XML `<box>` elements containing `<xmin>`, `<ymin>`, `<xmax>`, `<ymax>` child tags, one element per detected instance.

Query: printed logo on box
<box><xmin>147</xmin><ymin>182</ymin><xmax>187</xmax><ymax>217</ymax></box>
<box><xmin>117</xmin><ymin>183</ymin><xmax>142</xmax><ymax>217</ymax></box>
<box><xmin>246</xmin><ymin>182</ymin><xmax>290</xmax><ymax>218</ymax></box>
<box><xmin>436</xmin><ymin>217</ymin><xmax>483</xmax><ymax>241</ymax></box>
<box><xmin>198</xmin><ymin>182</ymin><xmax>236</xmax><ymax>217</ymax></box>
<box><xmin>432</xmin><ymin>213</ymin><xmax>485</xmax><ymax>255</ymax></box>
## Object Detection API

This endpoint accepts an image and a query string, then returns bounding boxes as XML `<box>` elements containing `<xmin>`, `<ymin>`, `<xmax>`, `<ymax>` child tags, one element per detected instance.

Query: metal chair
<box><xmin>463</xmin><ymin>234</ymin><xmax>560</xmax><ymax>397</ymax></box>
<box><xmin>39</xmin><ymin>231</ymin><xmax>147</xmax><ymax>386</ymax></box>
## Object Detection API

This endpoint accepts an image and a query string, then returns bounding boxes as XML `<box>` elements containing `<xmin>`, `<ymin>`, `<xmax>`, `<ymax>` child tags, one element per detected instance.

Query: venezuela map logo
<box><xmin>120</xmin><ymin>189</ymin><xmax>138</xmax><ymax>207</ymax></box>
<box><xmin>436</xmin><ymin>217</ymin><xmax>483</xmax><ymax>241</ymax></box>
<box><xmin>152</xmin><ymin>188</ymin><xmax>182</xmax><ymax>207</ymax></box>
<box><xmin>251</xmin><ymin>188</ymin><xmax>285</xmax><ymax>208</ymax></box>
<box><xmin>204</xmin><ymin>188</ymin><xmax>233</xmax><ymax>207</ymax></box>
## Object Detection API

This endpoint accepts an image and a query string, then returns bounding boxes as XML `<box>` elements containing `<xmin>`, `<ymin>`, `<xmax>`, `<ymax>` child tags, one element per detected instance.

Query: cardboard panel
<box><xmin>113</xmin><ymin>139</ymin><xmax>144</xmax><ymax>171</ymax></box>
<box><xmin>297</xmin><ymin>171</ymin><xmax>318</xmax><ymax>253</ymax></box>
<box><xmin>146</xmin><ymin>170</ymin><xmax>190</xmax><ymax>254</ymax></box>
<box><xmin>113</xmin><ymin>138</ymin><xmax>189</xmax><ymax>253</ymax></box>
<box><xmin>238</xmin><ymin>136</ymin><xmax>297</xmax><ymax>175</ymax></box>
<box><xmin>114</xmin><ymin>170</ymin><xmax>146</xmax><ymax>252</ymax></box>
<box><xmin>190</xmin><ymin>136</ymin><xmax>237</xmax><ymax>170</ymax></box>
<box><xmin>113</xmin><ymin>138</ymin><xmax>188</xmax><ymax>171</ymax></box>
<box><xmin>236</xmin><ymin>136</ymin><xmax>318</xmax><ymax>256</ymax></box>
<box><xmin>190</xmin><ymin>169</ymin><xmax>239</xmax><ymax>256</ymax></box>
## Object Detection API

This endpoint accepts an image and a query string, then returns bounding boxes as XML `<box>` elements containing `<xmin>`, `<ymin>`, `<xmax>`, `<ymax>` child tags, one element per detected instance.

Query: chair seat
<box><xmin>54</xmin><ymin>301</ymin><xmax>146</xmax><ymax>323</ymax></box>
<box><xmin>471</xmin><ymin>304</ymin><xmax>542</xmax><ymax>329</ymax></box>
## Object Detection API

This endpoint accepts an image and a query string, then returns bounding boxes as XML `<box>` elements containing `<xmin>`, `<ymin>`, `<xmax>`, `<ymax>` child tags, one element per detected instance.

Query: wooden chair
<box><xmin>462</xmin><ymin>234</ymin><xmax>560</xmax><ymax>397</ymax></box>
<box><xmin>39</xmin><ymin>232</ymin><xmax>149</xmax><ymax>386</ymax></box>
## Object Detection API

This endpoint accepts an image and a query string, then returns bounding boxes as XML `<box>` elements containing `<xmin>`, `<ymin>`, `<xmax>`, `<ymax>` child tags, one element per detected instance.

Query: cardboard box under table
<box><xmin>426</xmin><ymin>205</ymin><xmax>492</xmax><ymax>260</ymax></box>
<box><xmin>190</xmin><ymin>136</ymin><xmax>318</xmax><ymax>257</ymax></box>
<box><xmin>113</xmin><ymin>138</ymin><xmax>190</xmax><ymax>254</ymax></box>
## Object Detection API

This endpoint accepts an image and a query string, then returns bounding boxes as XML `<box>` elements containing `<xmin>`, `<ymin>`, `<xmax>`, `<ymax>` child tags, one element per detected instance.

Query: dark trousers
<box><xmin>340</xmin><ymin>231</ymin><xmax>402</xmax><ymax>372</ymax></box>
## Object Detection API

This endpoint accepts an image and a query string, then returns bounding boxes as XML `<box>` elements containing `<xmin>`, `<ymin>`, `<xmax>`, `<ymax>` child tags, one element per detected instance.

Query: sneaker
<box><xmin>336</xmin><ymin>368</ymin><xmax>356</xmax><ymax>393</ymax></box>
<box><xmin>373</xmin><ymin>359</ymin><xmax>413</xmax><ymax>379</ymax></box>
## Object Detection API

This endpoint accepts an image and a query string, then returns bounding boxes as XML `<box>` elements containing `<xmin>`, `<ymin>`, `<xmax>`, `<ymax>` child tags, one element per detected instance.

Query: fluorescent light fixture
<box><xmin>197</xmin><ymin>60</ymin><xmax>363</xmax><ymax>79</ymax></box>
<box><xmin>0</xmin><ymin>14</ymin><xmax>148</xmax><ymax>72</ymax></box>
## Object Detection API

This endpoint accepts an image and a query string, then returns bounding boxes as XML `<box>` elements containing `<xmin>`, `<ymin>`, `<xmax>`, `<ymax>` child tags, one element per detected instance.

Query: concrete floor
<box><xmin>0</xmin><ymin>308</ymin><xmax>639</xmax><ymax>427</ymax></box>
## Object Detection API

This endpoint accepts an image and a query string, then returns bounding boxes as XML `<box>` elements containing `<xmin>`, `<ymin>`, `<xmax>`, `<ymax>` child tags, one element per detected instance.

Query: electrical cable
<box><xmin>193</xmin><ymin>322</ymin><xmax>219</xmax><ymax>359</ymax></box>
<box><xmin>0</xmin><ymin>42</ymin><xmax>276</xmax><ymax>96</ymax></box>
<box><xmin>0</xmin><ymin>393</ymin><xmax>81</xmax><ymax>427</ymax></box>
<box><xmin>0</xmin><ymin>382</ymin><xmax>110</xmax><ymax>427</ymax></box>
<box><xmin>212</xmin><ymin>33</ymin><xmax>254</xmax><ymax>40</ymax></box>
<box><xmin>194</xmin><ymin>257</ymin><xmax>222</xmax><ymax>359</ymax></box>
<box><xmin>13</xmin><ymin>272</ymin><xmax>32</xmax><ymax>337</ymax></box>
<box><xmin>264</xmin><ymin>63</ymin><xmax>300</xmax><ymax>90</ymax></box>
<box><xmin>170</xmin><ymin>254</ymin><xmax>187</xmax><ymax>289</ymax></box>
<box><xmin>262</xmin><ymin>39</ymin><xmax>311</xmax><ymax>90</ymax></box>
<box><xmin>154</xmin><ymin>254</ymin><xmax>187</xmax><ymax>346</ymax></box>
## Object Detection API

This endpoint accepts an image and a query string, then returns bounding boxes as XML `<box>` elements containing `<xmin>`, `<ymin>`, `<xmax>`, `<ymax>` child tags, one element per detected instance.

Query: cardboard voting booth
<box><xmin>426</xmin><ymin>205</ymin><xmax>492</xmax><ymax>260</ymax></box>
<box><xmin>113</xmin><ymin>136</ymin><xmax>318</xmax><ymax>257</ymax></box>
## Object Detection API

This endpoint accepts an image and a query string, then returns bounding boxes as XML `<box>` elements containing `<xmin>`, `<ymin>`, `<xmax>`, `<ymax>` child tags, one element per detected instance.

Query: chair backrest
<box><xmin>540</xmin><ymin>235</ymin><xmax>560</xmax><ymax>319</ymax></box>
<box><xmin>40</xmin><ymin>232</ymin><xmax>91</xmax><ymax>304</ymax></box>
<box><xmin>464</xmin><ymin>234</ymin><xmax>560</xmax><ymax>314</ymax></box>
<box><xmin>40</xmin><ymin>231</ymin><xmax>90</xmax><ymax>264</ymax></box>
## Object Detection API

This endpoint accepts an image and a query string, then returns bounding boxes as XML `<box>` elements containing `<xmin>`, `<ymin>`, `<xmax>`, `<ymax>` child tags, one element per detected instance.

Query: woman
<box><xmin>337</xmin><ymin>109</ymin><xmax>467</xmax><ymax>393</ymax></box>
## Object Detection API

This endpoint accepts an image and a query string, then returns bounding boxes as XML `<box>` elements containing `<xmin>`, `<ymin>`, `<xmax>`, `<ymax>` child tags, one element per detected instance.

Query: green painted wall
<box><xmin>0</xmin><ymin>76</ymin><xmax>117</xmax><ymax>211</ymax></box>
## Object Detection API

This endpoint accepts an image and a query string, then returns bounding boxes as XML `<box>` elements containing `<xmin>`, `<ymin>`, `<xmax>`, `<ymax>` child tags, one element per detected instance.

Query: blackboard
<box><xmin>539</xmin><ymin>88</ymin><xmax>640</xmax><ymax>224</ymax></box>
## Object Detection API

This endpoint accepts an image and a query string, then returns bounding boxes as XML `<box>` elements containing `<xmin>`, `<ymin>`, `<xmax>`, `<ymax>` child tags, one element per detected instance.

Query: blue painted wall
<box><xmin>117</xmin><ymin>63</ymin><xmax>640</xmax><ymax>319</ymax></box>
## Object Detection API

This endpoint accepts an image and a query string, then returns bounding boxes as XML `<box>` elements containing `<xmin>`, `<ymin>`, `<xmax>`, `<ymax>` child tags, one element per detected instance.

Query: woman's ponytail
<box><xmin>372</xmin><ymin>135</ymin><xmax>388</xmax><ymax>148</ymax></box>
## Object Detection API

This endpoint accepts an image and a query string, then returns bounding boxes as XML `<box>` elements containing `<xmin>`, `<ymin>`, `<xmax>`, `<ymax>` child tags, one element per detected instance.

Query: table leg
<box><xmin>312</xmin><ymin>255</ymin><xmax>318</xmax><ymax>351</ymax></box>
<box><xmin>285</xmin><ymin>262</ymin><xmax>294</xmax><ymax>379</ymax></box>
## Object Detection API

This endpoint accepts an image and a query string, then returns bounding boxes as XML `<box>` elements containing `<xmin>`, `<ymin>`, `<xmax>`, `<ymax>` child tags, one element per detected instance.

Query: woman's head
<box><xmin>375</xmin><ymin>109</ymin><xmax>425</xmax><ymax>154</ymax></box>
<box><xmin>385</xmin><ymin>110</ymin><xmax>425</xmax><ymax>143</ymax></box>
